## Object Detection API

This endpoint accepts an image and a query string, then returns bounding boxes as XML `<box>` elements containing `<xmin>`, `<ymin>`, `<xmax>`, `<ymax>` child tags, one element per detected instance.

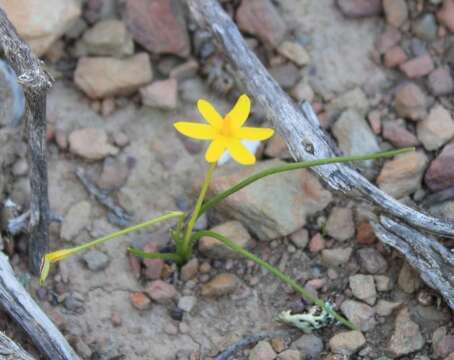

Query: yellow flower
<box><xmin>39</xmin><ymin>249</ymin><xmax>76</xmax><ymax>285</ymax></box>
<box><xmin>174</xmin><ymin>94</ymin><xmax>274</xmax><ymax>165</ymax></box>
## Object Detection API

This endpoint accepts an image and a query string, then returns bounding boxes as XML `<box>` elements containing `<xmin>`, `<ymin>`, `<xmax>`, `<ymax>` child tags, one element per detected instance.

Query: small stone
<box><xmin>412</xmin><ymin>14</ymin><xmax>438</xmax><ymax>41</ymax></box>
<box><xmin>169</xmin><ymin>60</ymin><xmax>199</xmax><ymax>81</ymax></box>
<box><xmin>249</xmin><ymin>341</ymin><xmax>276</xmax><ymax>360</ymax></box>
<box><xmin>321</xmin><ymin>247</ymin><xmax>352</xmax><ymax>267</ymax></box>
<box><xmin>61</xmin><ymin>201</ymin><xmax>91</xmax><ymax>241</ymax></box>
<box><xmin>325</xmin><ymin>207</ymin><xmax>355</xmax><ymax>242</ymax></box>
<box><xmin>437</xmin><ymin>0</ymin><xmax>454</xmax><ymax>32</ymax></box>
<box><xmin>375</xmin><ymin>300</ymin><xmax>402</xmax><ymax>316</ymax></box>
<box><xmin>398</xmin><ymin>262</ymin><xmax>422</xmax><ymax>294</ymax></box>
<box><xmin>124</xmin><ymin>0</ymin><xmax>190</xmax><ymax>56</ymax></box>
<box><xmin>77</xmin><ymin>19</ymin><xmax>134</xmax><ymax>57</ymax></box>
<box><xmin>309</xmin><ymin>233</ymin><xmax>325</xmax><ymax>253</ymax></box>
<box><xmin>113</xmin><ymin>132</ymin><xmax>130</xmax><ymax>148</ymax></box>
<box><xmin>201</xmin><ymin>273</ymin><xmax>238</xmax><ymax>298</ymax></box>
<box><xmin>400</xmin><ymin>54</ymin><xmax>434</xmax><ymax>79</ymax></box>
<box><xmin>356</xmin><ymin>247</ymin><xmax>388</xmax><ymax>274</ymax></box>
<box><xmin>270</xmin><ymin>338</ymin><xmax>286</xmax><ymax>353</ymax></box>
<box><xmin>101</xmin><ymin>97</ymin><xmax>115</xmax><ymax>117</ymax></box>
<box><xmin>236</xmin><ymin>0</ymin><xmax>287</xmax><ymax>47</ymax></box>
<box><xmin>290</xmin><ymin>80</ymin><xmax>314</xmax><ymax>102</ymax></box>
<box><xmin>129</xmin><ymin>292</ymin><xmax>151</xmax><ymax>311</ymax></box>
<box><xmin>434</xmin><ymin>335</ymin><xmax>454</xmax><ymax>358</ymax></box>
<box><xmin>278</xmin><ymin>349</ymin><xmax>300</xmax><ymax>360</ymax></box>
<box><xmin>142</xmin><ymin>242</ymin><xmax>164</xmax><ymax>280</ymax></box>
<box><xmin>376</xmin><ymin>27</ymin><xmax>402</xmax><ymax>54</ymax></box>
<box><xmin>291</xmin><ymin>334</ymin><xmax>323</xmax><ymax>358</ymax></box>
<box><xmin>382</xmin><ymin>121</ymin><xmax>419</xmax><ymax>147</ymax></box>
<box><xmin>328</xmin><ymin>87</ymin><xmax>369</xmax><ymax>117</ymax></box>
<box><xmin>81</xmin><ymin>249</ymin><xmax>110</xmax><ymax>272</ymax></box>
<box><xmin>269</xmin><ymin>63</ymin><xmax>301</xmax><ymax>89</ymax></box>
<box><xmin>12</xmin><ymin>159</ymin><xmax>28</xmax><ymax>177</ymax></box>
<box><xmin>199</xmin><ymin>221</ymin><xmax>252</xmax><ymax>259</ymax></box>
<box><xmin>290</xmin><ymin>228</ymin><xmax>309</xmax><ymax>249</ymax></box>
<box><xmin>356</xmin><ymin>222</ymin><xmax>377</xmax><ymax>245</ymax></box>
<box><xmin>329</xmin><ymin>331</ymin><xmax>366</xmax><ymax>355</ymax></box>
<box><xmin>387</xmin><ymin>308</ymin><xmax>425</xmax><ymax>357</ymax></box>
<box><xmin>181</xmin><ymin>258</ymin><xmax>199</xmax><ymax>282</ymax></box>
<box><xmin>377</xmin><ymin>152</ymin><xmax>428</xmax><ymax>199</ymax></box>
<box><xmin>264</xmin><ymin>134</ymin><xmax>291</xmax><ymax>159</ymax></box>
<box><xmin>417</xmin><ymin>105</ymin><xmax>454</xmax><ymax>151</ymax></box>
<box><xmin>140</xmin><ymin>78</ymin><xmax>178</xmax><ymax>110</ymax></box>
<box><xmin>178</xmin><ymin>296</ymin><xmax>196</xmax><ymax>313</ymax></box>
<box><xmin>394</xmin><ymin>82</ymin><xmax>427</xmax><ymax>121</ymax></box>
<box><xmin>145</xmin><ymin>280</ymin><xmax>177</xmax><ymax>304</ymax></box>
<box><xmin>349</xmin><ymin>274</ymin><xmax>377</xmax><ymax>305</ymax></box>
<box><xmin>336</xmin><ymin>0</ymin><xmax>382</xmax><ymax>18</ymax></box>
<box><xmin>97</xmin><ymin>157</ymin><xmax>129</xmax><ymax>190</ymax></box>
<box><xmin>384</xmin><ymin>46</ymin><xmax>407</xmax><ymax>68</ymax></box>
<box><xmin>164</xmin><ymin>323</ymin><xmax>178</xmax><ymax>335</ymax></box>
<box><xmin>111</xmin><ymin>311</ymin><xmax>122</xmax><ymax>327</ymax></box>
<box><xmin>341</xmin><ymin>300</ymin><xmax>376</xmax><ymax>332</ymax></box>
<box><xmin>374</xmin><ymin>275</ymin><xmax>393</xmax><ymax>291</ymax></box>
<box><xmin>427</xmin><ymin>67</ymin><xmax>454</xmax><ymax>96</ymax></box>
<box><xmin>69</xmin><ymin>128</ymin><xmax>118</xmax><ymax>160</ymax></box>
<box><xmin>383</xmin><ymin>0</ymin><xmax>408</xmax><ymax>28</ymax></box>
<box><xmin>277</xmin><ymin>41</ymin><xmax>310</xmax><ymax>66</ymax></box>
<box><xmin>74</xmin><ymin>53</ymin><xmax>153</xmax><ymax>99</ymax></box>
<box><xmin>425</xmin><ymin>144</ymin><xmax>454</xmax><ymax>191</ymax></box>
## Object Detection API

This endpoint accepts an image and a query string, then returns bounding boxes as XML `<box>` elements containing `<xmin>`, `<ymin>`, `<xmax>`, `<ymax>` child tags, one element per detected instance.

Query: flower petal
<box><xmin>226</xmin><ymin>94</ymin><xmax>251</xmax><ymax>129</ymax></box>
<box><xmin>205</xmin><ymin>139</ymin><xmax>226</xmax><ymax>163</ymax></box>
<box><xmin>197</xmin><ymin>99</ymin><xmax>223</xmax><ymax>129</ymax></box>
<box><xmin>236</xmin><ymin>127</ymin><xmax>274</xmax><ymax>141</ymax></box>
<box><xmin>174</xmin><ymin>122</ymin><xmax>216</xmax><ymax>140</ymax></box>
<box><xmin>227</xmin><ymin>140</ymin><xmax>256</xmax><ymax>165</ymax></box>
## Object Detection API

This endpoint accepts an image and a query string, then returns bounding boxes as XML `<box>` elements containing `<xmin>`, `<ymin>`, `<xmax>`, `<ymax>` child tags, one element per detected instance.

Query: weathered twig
<box><xmin>0</xmin><ymin>331</ymin><xmax>35</xmax><ymax>360</ymax></box>
<box><xmin>185</xmin><ymin>0</ymin><xmax>454</xmax><ymax>309</ymax></box>
<box><xmin>0</xmin><ymin>7</ymin><xmax>54</xmax><ymax>274</ymax></box>
<box><xmin>0</xmin><ymin>253</ymin><xmax>79</xmax><ymax>359</ymax></box>
<box><xmin>75</xmin><ymin>167</ymin><xmax>132</xmax><ymax>227</ymax></box>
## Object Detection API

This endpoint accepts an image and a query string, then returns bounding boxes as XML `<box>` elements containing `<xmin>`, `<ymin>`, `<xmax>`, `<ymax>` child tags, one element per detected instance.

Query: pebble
<box><xmin>349</xmin><ymin>274</ymin><xmax>377</xmax><ymax>305</ymax></box>
<box><xmin>81</xmin><ymin>249</ymin><xmax>110</xmax><ymax>272</ymax></box>
<box><xmin>427</xmin><ymin>67</ymin><xmax>454</xmax><ymax>96</ymax></box>
<box><xmin>374</xmin><ymin>275</ymin><xmax>393</xmax><ymax>291</ymax></box>
<box><xmin>400</xmin><ymin>54</ymin><xmax>434</xmax><ymax>79</ymax></box>
<box><xmin>140</xmin><ymin>78</ymin><xmax>178</xmax><ymax>110</ymax></box>
<box><xmin>382</xmin><ymin>121</ymin><xmax>419</xmax><ymax>147</ymax></box>
<box><xmin>124</xmin><ymin>0</ymin><xmax>190</xmax><ymax>56</ymax></box>
<box><xmin>375</xmin><ymin>299</ymin><xmax>402</xmax><ymax>316</ymax></box>
<box><xmin>383</xmin><ymin>0</ymin><xmax>408</xmax><ymax>28</ymax></box>
<box><xmin>357</xmin><ymin>247</ymin><xmax>388</xmax><ymax>274</ymax></box>
<box><xmin>394</xmin><ymin>82</ymin><xmax>427</xmax><ymax>121</ymax></box>
<box><xmin>169</xmin><ymin>60</ymin><xmax>199</xmax><ymax>81</ymax></box>
<box><xmin>142</xmin><ymin>242</ymin><xmax>164</xmax><ymax>281</ymax></box>
<box><xmin>321</xmin><ymin>247</ymin><xmax>352</xmax><ymax>267</ymax></box>
<box><xmin>60</xmin><ymin>201</ymin><xmax>91</xmax><ymax>242</ymax></box>
<box><xmin>264</xmin><ymin>134</ymin><xmax>291</xmax><ymax>159</ymax></box>
<box><xmin>328</xmin><ymin>87</ymin><xmax>369</xmax><ymax>117</ymax></box>
<box><xmin>387</xmin><ymin>307</ymin><xmax>425</xmax><ymax>357</ymax></box>
<box><xmin>412</xmin><ymin>14</ymin><xmax>438</xmax><ymax>41</ymax></box>
<box><xmin>201</xmin><ymin>273</ymin><xmax>238</xmax><ymax>298</ymax></box>
<box><xmin>437</xmin><ymin>0</ymin><xmax>454</xmax><ymax>32</ymax></box>
<box><xmin>97</xmin><ymin>157</ymin><xmax>129</xmax><ymax>190</ymax></box>
<box><xmin>111</xmin><ymin>311</ymin><xmax>122</xmax><ymax>327</ymax></box>
<box><xmin>384</xmin><ymin>46</ymin><xmax>407</xmax><ymax>68</ymax></box>
<box><xmin>277</xmin><ymin>41</ymin><xmax>310</xmax><ymax>66</ymax></box>
<box><xmin>290</xmin><ymin>228</ymin><xmax>309</xmax><ymax>249</ymax></box>
<box><xmin>113</xmin><ymin>131</ymin><xmax>130</xmax><ymax>148</ymax></box>
<box><xmin>177</xmin><ymin>296</ymin><xmax>196</xmax><ymax>313</ymax></box>
<box><xmin>63</xmin><ymin>292</ymin><xmax>84</xmax><ymax>312</ymax></box>
<box><xmin>425</xmin><ymin>144</ymin><xmax>454</xmax><ymax>191</ymax></box>
<box><xmin>434</xmin><ymin>334</ymin><xmax>454</xmax><ymax>358</ymax></box>
<box><xmin>309</xmin><ymin>233</ymin><xmax>325</xmax><ymax>253</ymax></box>
<box><xmin>290</xmin><ymin>80</ymin><xmax>314</xmax><ymax>103</ymax></box>
<box><xmin>291</xmin><ymin>334</ymin><xmax>323</xmax><ymax>358</ymax></box>
<box><xmin>236</xmin><ymin>0</ymin><xmax>287</xmax><ymax>47</ymax></box>
<box><xmin>417</xmin><ymin>105</ymin><xmax>454</xmax><ymax>151</ymax></box>
<box><xmin>129</xmin><ymin>292</ymin><xmax>151</xmax><ymax>311</ymax></box>
<box><xmin>181</xmin><ymin>258</ymin><xmax>199</xmax><ymax>282</ymax></box>
<box><xmin>325</xmin><ymin>207</ymin><xmax>355</xmax><ymax>242</ymax></box>
<box><xmin>277</xmin><ymin>349</ymin><xmax>301</xmax><ymax>360</ymax></box>
<box><xmin>341</xmin><ymin>300</ymin><xmax>377</xmax><ymax>332</ymax></box>
<box><xmin>198</xmin><ymin>221</ymin><xmax>252</xmax><ymax>259</ymax></box>
<box><xmin>0</xmin><ymin>0</ymin><xmax>81</xmax><ymax>56</ymax></box>
<box><xmin>145</xmin><ymin>280</ymin><xmax>177</xmax><ymax>304</ymax></box>
<box><xmin>271</xmin><ymin>338</ymin><xmax>286</xmax><ymax>353</ymax></box>
<box><xmin>249</xmin><ymin>341</ymin><xmax>276</xmax><ymax>360</ymax></box>
<box><xmin>269</xmin><ymin>63</ymin><xmax>301</xmax><ymax>89</ymax></box>
<box><xmin>376</xmin><ymin>27</ymin><xmax>402</xmax><ymax>54</ymax></box>
<box><xmin>376</xmin><ymin>152</ymin><xmax>428</xmax><ymax>199</ymax></box>
<box><xmin>69</xmin><ymin>128</ymin><xmax>118</xmax><ymax>161</ymax></box>
<box><xmin>398</xmin><ymin>262</ymin><xmax>422</xmax><ymax>294</ymax></box>
<box><xmin>76</xmin><ymin>19</ymin><xmax>134</xmax><ymax>57</ymax></box>
<box><xmin>336</xmin><ymin>0</ymin><xmax>382</xmax><ymax>18</ymax></box>
<box><xmin>12</xmin><ymin>159</ymin><xmax>28</xmax><ymax>177</ymax></box>
<box><xmin>74</xmin><ymin>53</ymin><xmax>153</xmax><ymax>99</ymax></box>
<box><xmin>329</xmin><ymin>331</ymin><xmax>366</xmax><ymax>355</ymax></box>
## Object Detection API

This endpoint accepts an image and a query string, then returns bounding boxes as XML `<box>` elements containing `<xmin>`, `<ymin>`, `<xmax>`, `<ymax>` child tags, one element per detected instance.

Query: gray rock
<box><xmin>178</xmin><ymin>296</ymin><xmax>197</xmax><ymax>313</ymax></box>
<box><xmin>329</xmin><ymin>330</ymin><xmax>366</xmax><ymax>355</ymax></box>
<box><xmin>412</xmin><ymin>14</ymin><xmax>437</xmax><ymax>41</ymax></box>
<box><xmin>249</xmin><ymin>341</ymin><xmax>276</xmax><ymax>360</ymax></box>
<box><xmin>290</xmin><ymin>228</ymin><xmax>309</xmax><ymax>249</ymax></box>
<box><xmin>356</xmin><ymin>247</ymin><xmax>388</xmax><ymax>274</ymax></box>
<box><xmin>61</xmin><ymin>201</ymin><xmax>92</xmax><ymax>242</ymax></box>
<box><xmin>82</xmin><ymin>249</ymin><xmax>110</xmax><ymax>272</ymax></box>
<box><xmin>321</xmin><ymin>247</ymin><xmax>352</xmax><ymax>267</ymax></box>
<box><xmin>325</xmin><ymin>207</ymin><xmax>355</xmax><ymax>242</ymax></box>
<box><xmin>349</xmin><ymin>274</ymin><xmax>377</xmax><ymax>305</ymax></box>
<box><xmin>291</xmin><ymin>334</ymin><xmax>323</xmax><ymax>359</ymax></box>
<box><xmin>375</xmin><ymin>300</ymin><xmax>402</xmax><ymax>316</ymax></box>
<box><xmin>417</xmin><ymin>105</ymin><xmax>454</xmax><ymax>151</ymax></box>
<box><xmin>398</xmin><ymin>262</ymin><xmax>422</xmax><ymax>294</ymax></box>
<box><xmin>341</xmin><ymin>300</ymin><xmax>376</xmax><ymax>332</ymax></box>
<box><xmin>394</xmin><ymin>82</ymin><xmax>428</xmax><ymax>121</ymax></box>
<box><xmin>69</xmin><ymin>128</ymin><xmax>118</xmax><ymax>160</ymax></box>
<box><xmin>328</xmin><ymin>87</ymin><xmax>369</xmax><ymax>116</ymax></box>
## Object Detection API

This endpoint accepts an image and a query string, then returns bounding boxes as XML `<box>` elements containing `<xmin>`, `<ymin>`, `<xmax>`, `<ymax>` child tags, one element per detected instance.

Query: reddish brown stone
<box><xmin>125</xmin><ymin>0</ymin><xmax>190</xmax><ymax>56</ymax></box>
<box><xmin>384</xmin><ymin>46</ymin><xmax>407</xmax><ymax>68</ymax></box>
<box><xmin>382</xmin><ymin>122</ymin><xmax>419</xmax><ymax>147</ymax></box>
<box><xmin>142</xmin><ymin>241</ymin><xmax>164</xmax><ymax>280</ymax></box>
<box><xmin>425</xmin><ymin>144</ymin><xmax>454</xmax><ymax>191</ymax></box>
<box><xmin>356</xmin><ymin>222</ymin><xmax>377</xmax><ymax>245</ymax></box>
<box><xmin>399</xmin><ymin>54</ymin><xmax>434</xmax><ymax>79</ymax></box>
<box><xmin>129</xmin><ymin>292</ymin><xmax>151</xmax><ymax>311</ymax></box>
<box><xmin>437</xmin><ymin>0</ymin><xmax>454</xmax><ymax>32</ymax></box>
<box><xmin>337</xmin><ymin>0</ymin><xmax>382</xmax><ymax>18</ymax></box>
<box><xmin>309</xmin><ymin>233</ymin><xmax>325</xmax><ymax>253</ymax></box>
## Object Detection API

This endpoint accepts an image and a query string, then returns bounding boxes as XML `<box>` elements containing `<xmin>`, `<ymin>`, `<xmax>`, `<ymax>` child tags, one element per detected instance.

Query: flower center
<box><xmin>220</xmin><ymin>116</ymin><xmax>234</xmax><ymax>137</ymax></box>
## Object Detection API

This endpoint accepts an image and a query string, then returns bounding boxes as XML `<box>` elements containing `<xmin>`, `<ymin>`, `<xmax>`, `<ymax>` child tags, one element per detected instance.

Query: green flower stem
<box><xmin>63</xmin><ymin>211</ymin><xmax>184</xmax><ymax>257</ymax></box>
<box><xmin>181</xmin><ymin>162</ymin><xmax>216</xmax><ymax>261</ymax></box>
<box><xmin>198</xmin><ymin>147</ymin><xmax>414</xmax><ymax>217</ymax></box>
<box><xmin>128</xmin><ymin>248</ymin><xmax>182</xmax><ymax>263</ymax></box>
<box><xmin>191</xmin><ymin>230</ymin><xmax>357</xmax><ymax>331</ymax></box>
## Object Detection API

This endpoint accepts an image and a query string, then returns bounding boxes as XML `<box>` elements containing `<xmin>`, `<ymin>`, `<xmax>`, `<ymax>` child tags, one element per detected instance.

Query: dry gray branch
<box><xmin>0</xmin><ymin>253</ymin><xmax>79</xmax><ymax>359</ymax></box>
<box><xmin>0</xmin><ymin>7</ymin><xmax>53</xmax><ymax>274</ymax></box>
<box><xmin>185</xmin><ymin>0</ymin><xmax>454</xmax><ymax>309</ymax></box>
<box><xmin>0</xmin><ymin>331</ymin><xmax>35</xmax><ymax>360</ymax></box>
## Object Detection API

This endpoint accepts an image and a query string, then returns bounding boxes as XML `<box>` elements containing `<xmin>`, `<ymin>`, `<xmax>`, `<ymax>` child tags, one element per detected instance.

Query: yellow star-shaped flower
<box><xmin>174</xmin><ymin>94</ymin><xmax>274</xmax><ymax>165</ymax></box>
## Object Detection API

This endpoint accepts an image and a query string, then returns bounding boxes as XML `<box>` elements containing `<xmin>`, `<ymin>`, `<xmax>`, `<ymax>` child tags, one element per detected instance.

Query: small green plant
<box><xmin>40</xmin><ymin>94</ymin><xmax>414</xmax><ymax>332</ymax></box>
